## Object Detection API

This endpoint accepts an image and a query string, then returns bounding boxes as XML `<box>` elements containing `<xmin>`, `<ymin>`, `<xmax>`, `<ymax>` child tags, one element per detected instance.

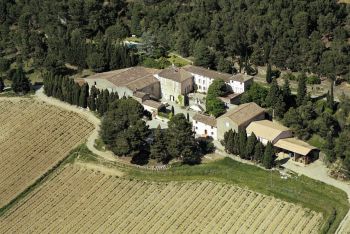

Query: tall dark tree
<box><xmin>11</xmin><ymin>66</ymin><xmax>31</xmax><ymax>94</ymax></box>
<box><xmin>150</xmin><ymin>127</ymin><xmax>170</xmax><ymax>164</ymax></box>
<box><xmin>238</xmin><ymin>129</ymin><xmax>247</xmax><ymax>159</ymax></box>
<box><xmin>296</xmin><ymin>73</ymin><xmax>307</xmax><ymax>106</ymax></box>
<box><xmin>245</xmin><ymin>132</ymin><xmax>258</xmax><ymax>160</ymax></box>
<box><xmin>253</xmin><ymin>142</ymin><xmax>264</xmax><ymax>163</ymax></box>
<box><xmin>282</xmin><ymin>78</ymin><xmax>292</xmax><ymax>107</ymax></box>
<box><xmin>0</xmin><ymin>77</ymin><xmax>4</xmax><ymax>92</ymax></box>
<box><xmin>266</xmin><ymin>63</ymin><xmax>272</xmax><ymax>84</ymax></box>
<box><xmin>79</xmin><ymin>83</ymin><xmax>89</xmax><ymax>108</ymax></box>
<box><xmin>167</xmin><ymin>114</ymin><xmax>200</xmax><ymax>164</ymax></box>
<box><xmin>263</xmin><ymin>142</ymin><xmax>275</xmax><ymax>169</ymax></box>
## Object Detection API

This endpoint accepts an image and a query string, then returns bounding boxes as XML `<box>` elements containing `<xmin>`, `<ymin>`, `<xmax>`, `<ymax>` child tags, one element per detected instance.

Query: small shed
<box><xmin>274</xmin><ymin>138</ymin><xmax>318</xmax><ymax>164</ymax></box>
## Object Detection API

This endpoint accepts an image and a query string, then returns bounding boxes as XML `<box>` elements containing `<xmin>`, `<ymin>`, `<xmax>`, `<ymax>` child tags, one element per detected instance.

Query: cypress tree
<box><xmin>282</xmin><ymin>78</ymin><xmax>292</xmax><ymax>106</ymax></box>
<box><xmin>11</xmin><ymin>66</ymin><xmax>31</xmax><ymax>94</ymax></box>
<box><xmin>225</xmin><ymin>130</ymin><xmax>235</xmax><ymax>154</ymax></box>
<box><xmin>253</xmin><ymin>142</ymin><xmax>264</xmax><ymax>163</ymax></box>
<box><xmin>0</xmin><ymin>77</ymin><xmax>5</xmax><ymax>92</ymax></box>
<box><xmin>327</xmin><ymin>82</ymin><xmax>335</xmax><ymax>110</ymax></box>
<box><xmin>73</xmin><ymin>83</ymin><xmax>81</xmax><ymax>106</ymax></box>
<box><xmin>245</xmin><ymin>132</ymin><xmax>258</xmax><ymax>160</ymax></box>
<box><xmin>265</xmin><ymin>78</ymin><xmax>280</xmax><ymax>107</ymax></box>
<box><xmin>79</xmin><ymin>83</ymin><xmax>89</xmax><ymax>108</ymax></box>
<box><xmin>238</xmin><ymin>129</ymin><xmax>247</xmax><ymax>159</ymax></box>
<box><xmin>263</xmin><ymin>142</ymin><xmax>275</xmax><ymax>169</ymax></box>
<box><xmin>266</xmin><ymin>63</ymin><xmax>272</xmax><ymax>83</ymax></box>
<box><xmin>296</xmin><ymin>73</ymin><xmax>307</xmax><ymax>106</ymax></box>
<box><xmin>233</xmin><ymin>131</ymin><xmax>240</xmax><ymax>155</ymax></box>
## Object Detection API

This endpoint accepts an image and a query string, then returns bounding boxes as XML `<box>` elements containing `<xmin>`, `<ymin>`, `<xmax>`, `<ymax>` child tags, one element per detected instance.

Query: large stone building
<box><xmin>84</xmin><ymin>66</ymin><xmax>161</xmax><ymax>99</ymax></box>
<box><xmin>154</xmin><ymin>67</ymin><xmax>193</xmax><ymax>103</ymax></box>
<box><xmin>216</xmin><ymin>102</ymin><xmax>265</xmax><ymax>140</ymax></box>
<box><xmin>183</xmin><ymin>65</ymin><xmax>253</xmax><ymax>94</ymax></box>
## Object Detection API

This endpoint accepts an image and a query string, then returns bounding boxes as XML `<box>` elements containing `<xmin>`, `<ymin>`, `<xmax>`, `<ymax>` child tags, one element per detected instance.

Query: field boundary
<box><xmin>0</xmin><ymin>146</ymin><xmax>81</xmax><ymax>216</ymax></box>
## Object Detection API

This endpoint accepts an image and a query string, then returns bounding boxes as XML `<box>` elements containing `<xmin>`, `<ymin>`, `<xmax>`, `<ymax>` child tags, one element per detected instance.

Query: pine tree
<box><xmin>262</xmin><ymin>142</ymin><xmax>275</xmax><ymax>169</ymax></box>
<box><xmin>238</xmin><ymin>129</ymin><xmax>247</xmax><ymax>159</ymax></box>
<box><xmin>253</xmin><ymin>142</ymin><xmax>264</xmax><ymax>163</ymax></box>
<box><xmin>245</xmin><ymin>132</ymin><xmax>258</xmax><ymax>160</ymax></box>
<box><xmin>0</xmin><ymin>77</ymin><xmax>5</xmax><ymax>92</ymax></box>
<box><xmin>150</xmin><ymin>127</ymin><xmax>170</xmax><ymax>163</ymax></box>
<box><xmin>296</xmin><ymin>73</ymin><xmax>307</xmax><ymax>106</ymax></box>
<box><xmin>266</xmin><ymin>63</ymin><xmax>272</xmax><ymax>83</ymax></box>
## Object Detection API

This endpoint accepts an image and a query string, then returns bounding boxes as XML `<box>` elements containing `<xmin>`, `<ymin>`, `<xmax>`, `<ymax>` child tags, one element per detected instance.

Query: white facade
<box><xmin>192</xmin><ymin>74</ymin><xmax>213</xmax><ymax>93</ymax></box>
<box><xmin>193</xmin><ymin>120</ymin><xmax>218</xmax><ymax>140</ymax></box>
<box><xmin>228</xmin><ymin>80</ymin><xmax>245</xmax><ymax>94</ymax></box>
<box><xmin>190</xmin><ymin>73</ymin><xmax>247</xmax><ymax>94</ymax></box>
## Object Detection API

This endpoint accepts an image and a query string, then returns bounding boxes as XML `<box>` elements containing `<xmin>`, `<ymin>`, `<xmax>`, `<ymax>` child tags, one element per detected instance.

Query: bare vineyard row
<box><xmin>0</xmin><ymin>99</ymin><xmax>93</xmax><ymax>208</ymax></box>
<box><xmin>0</xmin><ymin>165</ymin><xmax>323</xmax><ymax>234</ymax></box>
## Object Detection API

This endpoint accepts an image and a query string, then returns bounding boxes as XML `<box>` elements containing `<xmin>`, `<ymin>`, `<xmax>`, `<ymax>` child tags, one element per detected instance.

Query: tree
<box><xmin>262</xmin><ymin>142</ymin><xmax>275</xmax><ymax>169</ymax></box>
<box><xmin>266</xmin><ymin>63</ymin><xmax>272</xmax><ymax>83</ymax></box>
<box><xmin>265</xmin><ymin>78</ymin><xmax>280</xmax><ymax>107</ymax></box>
<box><xmin>167</xmin><ymin>113</ymin><xmax>200</xmax><ymax>164</ymax></box>
<box><xmin>194</xmin><ymin>40</ymin><xmax>214</xmax><ymax>68</ymax></box>
<box><xmin>11</xmin><ymin>66</ymin><xmax>31</xmax><ymax>94</ymax></box>
<box><xmin>296</xmin><ymin>73</ymin><xmax>307</xmax><ymax>106</ymax></box>
<box><xmin>150</xmin><ymin>127</ymin><xmax>170</xmax><ymax>164</ymax></box>
<box><xmin>245</xmin><ymin>132</ymin><xmax>257</xmax><ymax>159</ymax></box>
<box><xmin>79</xmin><ymin>83</ymin><xmax>89</xmax><ymax>108</ymax></box>
<box><xmin>86</xmin><ymin>52</ymin><xmax>106</xmax><ymax>72</ymax></box>
<box><xmin>240</xmin><ymin>82</ymin><xmax>268</xmax><ymax>107</ymax></box>
<box><xmin>238</xmin><ymin>129</ymin><xmax>247</xmax><ymax>159</ymax></box>
<box><xmin>0</xmin><ymin>77</ymin><xmax>4</xmax><ymax>92</ymax></box>
<box><xmin>217</xmin><ymin>56</ymin><xmax>232</xmax><ymax>74</ymax></box>
<box><xmin>324</xmin><ymin>132</ymin><xmax>336</xmax><ymax>164</ymax></box>
<box><xmin>206</xmin><ymin>79</ymin><xmax>227</xmax><ymax>117</ymax></box>
<box><xmin>253</xmin><ymin>142</ymin><xmax>264</xmax><ymax>163</ymax></box>
<box><xmin>327</xmin><ymin>82</ymin><xmax>335</xmax><ymax>110</ymax></box>
<box><xmin>282</xmin><ymin>78</ymin><xmax>292</xmax><ymax>107</ymax></box>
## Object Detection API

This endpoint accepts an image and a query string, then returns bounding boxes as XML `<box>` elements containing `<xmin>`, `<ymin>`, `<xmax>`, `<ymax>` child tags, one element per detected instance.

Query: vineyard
<box><xmin>0</xmin><ymin>165</ymin><xmax>323</xmax><ymax>233</ymax></box>
<box><xmin>0</xmin><ymin>98</ymin><xmax>93</xmax><ymax>208</ymax></box>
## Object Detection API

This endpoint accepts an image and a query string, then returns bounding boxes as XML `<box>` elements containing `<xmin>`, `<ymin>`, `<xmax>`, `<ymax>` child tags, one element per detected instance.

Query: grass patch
<box><xmin>126</xmin><ymin>157</ymin><xmax>349</xmax><ymax>233</ymax></box>
<box><xmin>167</xmin><ymin>53</ymin><xmax>191</xmax><ymax>67</ymax></box>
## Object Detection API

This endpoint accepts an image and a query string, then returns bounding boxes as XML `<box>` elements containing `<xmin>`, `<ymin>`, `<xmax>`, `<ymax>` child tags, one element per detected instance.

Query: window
<box><xmin>211</xmin><ymin>132</ymin><xmax>214</xmax><ymax>135</ymax></box>
<box><xmin>202</xmin><ymin>80</ymin><xmax>205</xmax><ymax>84</ymax></box>
<box><xmin>195</xmin><ymin>127</ymin><xmax>198</xmax><ymax>129</ymax></box>
<box><xmin>196</xmin><ymin>121</ymin><xmax>198</xmax><ymax>124</ymax></box>
<box><xmin>211</xmin><ymin>126</ymin><xmax>213</xmax><ymax>129</ymax></box>
<box><xmin>198</xmin><ymin>85</ymin><xmax>202</xmax><ymax>90</ymax></box>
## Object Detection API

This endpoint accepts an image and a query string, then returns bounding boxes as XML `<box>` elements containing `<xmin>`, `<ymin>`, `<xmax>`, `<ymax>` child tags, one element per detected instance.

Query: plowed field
<box><xmin>0</xmin><ymin>165</ymin><xmax>323</xmax><ymax>233</ymax></box>
<box><xmin>0</xmin><ymin>98</ymin><xmax>93</xmax><ymax>208</ymax></box>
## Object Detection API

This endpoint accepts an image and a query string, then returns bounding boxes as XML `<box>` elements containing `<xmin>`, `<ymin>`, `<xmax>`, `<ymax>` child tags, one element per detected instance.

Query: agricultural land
<box><xmin>0</xmin><ymin>98</ymin><xmax>93</xmax><ymax>208</ymax></box>
<box><xmin>0</xmin><ymin>164</ymin><xmax>322</xmax><ymax>234</ymax></box>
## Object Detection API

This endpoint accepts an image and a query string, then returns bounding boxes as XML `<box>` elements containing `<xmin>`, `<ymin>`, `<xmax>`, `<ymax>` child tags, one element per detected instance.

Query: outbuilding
<box><xmin>274</xmin><ymin>138</ymin><xmax>319</xmax><ymax>164</ymax></box>
<box><xmin>246</xmin><ymin>120</ymin><xmax>293</xmax><ymax>145</ymax></box>
<box><xmin>192</xmin><ymin>113</ymin><xmax>217</xmax><ymax>139</ymax></box>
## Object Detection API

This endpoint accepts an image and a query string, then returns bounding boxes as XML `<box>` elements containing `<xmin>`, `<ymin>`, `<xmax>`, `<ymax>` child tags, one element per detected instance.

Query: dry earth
<box><xmin>0</xmin><ymin>98</ymin><xmax>93</xmax><ymax>208</ymax></box>
<box><xmin>0</xmin><ymin>164</ymin><xmax>323</xmax><ymax>234</ymax></box>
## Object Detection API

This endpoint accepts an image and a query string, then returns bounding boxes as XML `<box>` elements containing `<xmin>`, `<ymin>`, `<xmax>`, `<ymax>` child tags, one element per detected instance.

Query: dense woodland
<box><xmin>0</xmin><ymin>0</ymin><xmax>349</xmax><ymax>82</ymax></box>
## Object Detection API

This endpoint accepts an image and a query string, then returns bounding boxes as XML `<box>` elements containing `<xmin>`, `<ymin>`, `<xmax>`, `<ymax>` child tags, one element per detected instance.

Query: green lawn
<box><xmin>168</xmin><ymin>53</ymin><xmax>192</xmax><ymax>67</ymax></box>
<box><xmin>126</xmin><ymin>157</ymin><xmax>349</xmax><ymax>234</ymax></box>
